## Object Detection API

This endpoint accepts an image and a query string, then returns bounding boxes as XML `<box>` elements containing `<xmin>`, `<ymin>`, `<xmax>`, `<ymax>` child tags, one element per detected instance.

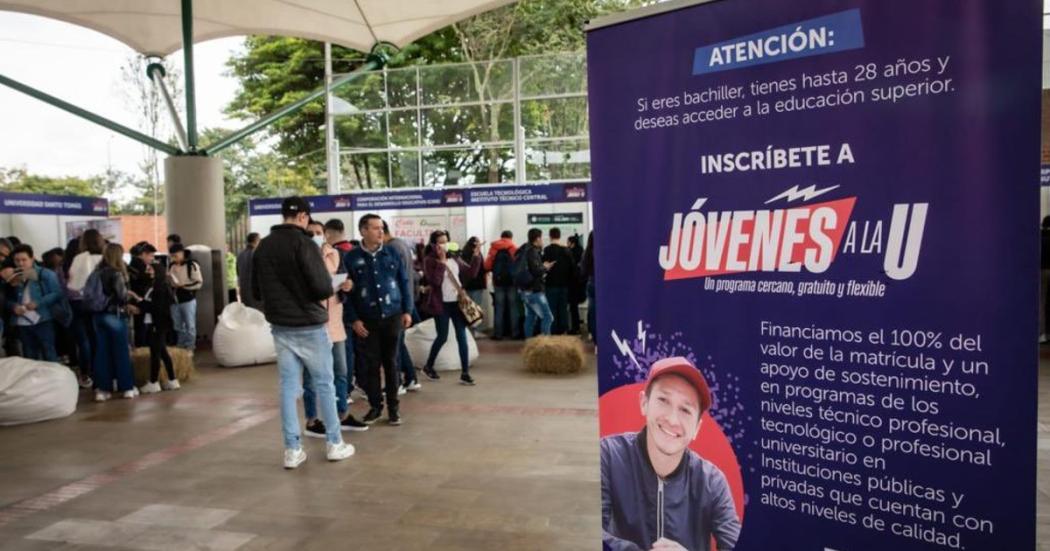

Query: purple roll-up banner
<box><xmin>588</xmin><ymin>1</ymin><xmax>1040</xmax><ymax>549</ymax></box>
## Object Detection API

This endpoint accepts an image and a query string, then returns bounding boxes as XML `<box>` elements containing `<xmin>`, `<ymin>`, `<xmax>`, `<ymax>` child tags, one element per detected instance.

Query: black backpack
<box><xmin>512</xmin><ymin>246</ymin><xmax>534</xmax><ymax>289</ymax></box>
<box><xmin>492</xmin><ymin>248</ymin><xmax>514</xmax><ymax>286</ymax></box>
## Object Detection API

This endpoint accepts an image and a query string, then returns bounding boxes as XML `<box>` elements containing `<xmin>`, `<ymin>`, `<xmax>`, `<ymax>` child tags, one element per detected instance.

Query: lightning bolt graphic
<box><xmin>637</xmin><ymin>321</ymin><xmax>647</xmax><ymax>355</ymax></box>
<box><xmin>611</xmin><ymin>329</ymin><xmax>640</xmax><ymax>369</ymax></box>
<box><xmin>764</xmin><ymin>184</ymin><xmax>840</xmax><ymax>205</ymax></box>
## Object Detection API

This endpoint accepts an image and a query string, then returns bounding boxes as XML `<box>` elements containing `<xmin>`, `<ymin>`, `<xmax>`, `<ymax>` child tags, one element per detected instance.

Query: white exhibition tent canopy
<box><xmin>0</xmin><ymin>0</ymin><xmax>516</xmax><ymax>55</ymax></box>
<box><xmin>0</xmin><ymin>0</ymin><xmax>522</xmax><ymax>255</ymax></box>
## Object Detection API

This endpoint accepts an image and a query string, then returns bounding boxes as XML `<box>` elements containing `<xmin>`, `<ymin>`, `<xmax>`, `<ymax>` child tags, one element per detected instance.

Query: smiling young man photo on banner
<box><xmin>601</xmin><ymin>356</ymin><xmax>740</xmax><ymax>551</ymax></box>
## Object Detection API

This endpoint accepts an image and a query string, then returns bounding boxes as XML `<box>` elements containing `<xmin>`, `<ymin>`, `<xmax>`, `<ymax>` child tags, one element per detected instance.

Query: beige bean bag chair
<box><xmin>212</xmin><ymin>303</ymin><xmax>276</xmax><ymax>367</ymax></box>
<box><xmin>0</xmin><ymin>357</ymin><xmax>77</xmax><ymax>425</ymax></box>
<box><xmin>404</xmin><ymin>318</ymin><xmax>479</xmax><ymax>371</ymax></box>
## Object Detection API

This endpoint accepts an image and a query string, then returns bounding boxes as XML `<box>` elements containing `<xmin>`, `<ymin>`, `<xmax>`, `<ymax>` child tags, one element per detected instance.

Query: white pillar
<box><xmin>164</xmin><ymin>156</ymin><xmax>225</xmax><ymax>249</ymax></box>
<box><xmin>164</xmin><ymin>155</ymin><xmax>226</xmax><ymax>343</ymax></box>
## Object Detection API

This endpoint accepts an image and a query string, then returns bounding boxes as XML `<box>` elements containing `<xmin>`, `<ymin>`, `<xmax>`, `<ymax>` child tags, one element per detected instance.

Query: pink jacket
<box><xmin>323</xmin><ymin>244</ymin><xmax>347</xmax><ymax>343</ymax></box>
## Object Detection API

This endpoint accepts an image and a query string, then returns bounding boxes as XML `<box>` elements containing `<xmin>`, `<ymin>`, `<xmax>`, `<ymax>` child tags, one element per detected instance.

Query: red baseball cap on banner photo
<box><xmin>644</xmin><ymin>356</ymin><xmax>713</xmax><ymax>413</ymax></box>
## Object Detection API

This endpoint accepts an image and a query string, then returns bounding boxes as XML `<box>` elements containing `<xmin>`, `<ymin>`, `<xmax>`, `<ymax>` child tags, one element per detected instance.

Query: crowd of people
<box><xmin>243</xmin><ymin>196</ymin><xmax>597</xmax><ymax>468</ymax></box>
<box><xmin>0</xmin><ymin>230</ymin><xmax>202</xmax><ymax>402</ymax></box>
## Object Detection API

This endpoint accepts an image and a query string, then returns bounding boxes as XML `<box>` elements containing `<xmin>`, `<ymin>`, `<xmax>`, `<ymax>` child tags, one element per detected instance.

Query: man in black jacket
<box><xmin>515</xmin><ymin>228</ymin><xmax>554</xmax><ymax>337</ymax></box>
<box><xmin>252</xmin><ymin>197</ymin><xmax>355</xmax><ymax>469</ymax></box>
<box><xmin>542</xmin><ymin>227</ymin><xmax>575</xmax><ymax>335</ymax></box>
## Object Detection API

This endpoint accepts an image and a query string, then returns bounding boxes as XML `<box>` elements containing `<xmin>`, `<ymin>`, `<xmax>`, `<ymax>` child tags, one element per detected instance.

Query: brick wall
<box><xmin>112</xmin><ymin>216</ymin><xmax>168</xmax><ymax>250</ymax></box>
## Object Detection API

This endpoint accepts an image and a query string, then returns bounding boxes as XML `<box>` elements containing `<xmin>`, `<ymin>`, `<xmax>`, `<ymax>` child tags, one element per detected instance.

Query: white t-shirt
<box><xmin>441</xmin><ymin>260</ymin><xmax>461</xmax><ymax>302</ymax></box>
<box><xmin>67</xmin><ymin>251</ymin><xmax>102</xmax><ymax>293</ymax></box>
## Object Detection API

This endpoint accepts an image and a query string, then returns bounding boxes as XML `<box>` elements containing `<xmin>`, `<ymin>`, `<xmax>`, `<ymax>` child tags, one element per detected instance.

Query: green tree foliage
<box><xmin>224</xmin><ymin>0</ymin><xmax>647</xmax><ymax>189</ymax></box>
<box><xmin>199</xmin><ymin>128</ymin><xmax>319</xmax><ymax>230</ymax></box>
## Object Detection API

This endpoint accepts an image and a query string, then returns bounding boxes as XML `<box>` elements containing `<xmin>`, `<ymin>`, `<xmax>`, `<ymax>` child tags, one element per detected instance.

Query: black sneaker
<box><xmin>340</xmin><ymin>415</ymin><xmax>369</xmax><ymax>432</ymax></box>
<box><xmin>362</xmin><ymin>408</ymin><xmax>383</xmax><ymax>424</ymax></box>
<box><xmin>423</xmin><ymin>365</ymin><xmax>440</xmax><ymax>380</ymax></box>
<box><xmin>388</xmin><ymin>410</ymin><xmax>403</xmax><ymax>426</ymax></box>
<box><xmin>304</xmin><ymin>419</ymin><xmax>327</xmax><ymax>438</ymax></box>
<box><xmin>459</xmin><ymin>374</ymin><xmax>476</xmax><ymax>386</ymax></box>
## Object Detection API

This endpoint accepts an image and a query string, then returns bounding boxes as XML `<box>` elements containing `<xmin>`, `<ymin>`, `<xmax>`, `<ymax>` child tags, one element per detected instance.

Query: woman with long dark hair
<box><xmin>420</xmin><ymin>230</ymin><xmax>480</xmax><ymax>385</ymax></box>
<box><xmin>66</xmin><ymin>230</ymin><xmax>104</xmax><ymax>389</ymax></box>
<box><xmin>138</xmin><ymin>262</ymin><xmax>179</xmax><ymax>394</ymax></box>
<box><xmin>92</xmin><ymin>243</ymin><xmax>135</xmax><ymax>402</ymax></box>
<box><xmin>459</xmin><ymin>237</ymin><xmax>486</xmax><ymax>334</ymax></box>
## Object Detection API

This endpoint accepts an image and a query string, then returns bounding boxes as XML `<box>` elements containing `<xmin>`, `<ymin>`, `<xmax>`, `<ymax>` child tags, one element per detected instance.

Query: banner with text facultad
<box><xmin>587</xmin><ymin>1</ymin><xmax>1039</xmax><ymax>550</ymax></box>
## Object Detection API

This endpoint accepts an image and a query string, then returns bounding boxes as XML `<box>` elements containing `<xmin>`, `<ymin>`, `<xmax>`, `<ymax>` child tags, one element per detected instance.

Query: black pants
<box><xmin>149</xmin><ymin>325</ymin><xmax>175</xmax><ymax>383</ymax></box>
<box><xmin>133</xmin><ymin>314</ymin><xmax>148</xmax><ymax>348</ymax></box>
<box><xmin>361</xmin><ymin>314</ymin><xmax>403</xmax><ymax>412</ymax></box>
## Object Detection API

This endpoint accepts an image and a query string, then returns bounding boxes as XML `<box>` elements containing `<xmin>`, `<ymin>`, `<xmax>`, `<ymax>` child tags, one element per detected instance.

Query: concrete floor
<box><xmin>1</xmin><ymin>342</ymin><xmax>1048</xmax><ymax>550</ymax></box>
<box><xmin>0</xmin><ymin>339</ymin><xmax>600</xmax><ymax>550</ymax></box>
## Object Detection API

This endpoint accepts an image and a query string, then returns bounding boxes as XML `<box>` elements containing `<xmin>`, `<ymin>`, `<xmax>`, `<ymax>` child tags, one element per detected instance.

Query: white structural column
<box><xmin>164</xmin><ymin>156</ymin><xmax>225</xmax><ymax>250</ymax></box>
<box><xmin>164</xmin><ymin>155</ymin><xmax>227</xmax><ymax>343</ymax></box>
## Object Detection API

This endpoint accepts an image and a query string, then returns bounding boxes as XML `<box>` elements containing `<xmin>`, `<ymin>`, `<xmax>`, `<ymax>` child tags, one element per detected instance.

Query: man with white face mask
<box><xmin>302</xmin><ymin>220</ymin><xmax>367</xmax><ymax>437</ymax></box>
<box><xmin>601</xmin><ymin>357</ymin><xmax>740</xmax><ymax>551</ymax></box>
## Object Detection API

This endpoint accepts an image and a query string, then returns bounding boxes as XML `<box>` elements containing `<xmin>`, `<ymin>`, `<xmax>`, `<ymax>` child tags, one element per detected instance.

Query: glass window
<box><xmin>334</xmin><ymin>112</ymin><xmax>386</xmax><ymax>150</ymax></box>
<box><xmin>521</xmin><ymin>97</ymin><xmax>589</xmax><ymax>140</ymax></box>
<box><xmin>422</xmin><ymin>103</ymin><xmax>515</xmax><ymax>146</ymax></box>
<box><xmin>422</xmin><ymin>146</ymin><xmax>516</xmax><ymax>187</ymax></box>
<box><xmin>390</xmin><ymin>151</ymin><xmax>421</xmax><ymax>188</ymax></box>
<box><xmin>419</xmin><ymin>60</ymin><xmax>513</xmax><ymax>106</ymax></box>
<box><xmin>519</xmin><ymin>53</ymin><xmax>587</xmax><ymax>97</ymax></box>
<box><xmin>339</xmin><ymin>152</ymin><xmax>389</xmax><ymax>190</ymax></box>
<box><xmin>333</xmin><ymin>71</ymin><xmax>386</xmax><ymax>111</ymax></box>
<box><xmin>386</xmin><ymin>67</ymin><xmax>418</xmax><ymax>108</ymax></box>
<box><xmin>524</xmin><ymin>139</ymin><xmax>590</xmax><ymax>182</ymax></box>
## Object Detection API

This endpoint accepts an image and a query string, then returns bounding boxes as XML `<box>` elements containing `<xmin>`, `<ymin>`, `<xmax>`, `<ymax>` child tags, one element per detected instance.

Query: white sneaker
<box><xmin>161</xmin><ymin>379</ymin><xmax>181</xmax><ymax>391</ymax></box>
<box><xmin>94</xmin><ymin>390</ymin><xmax>111</xmax><ymax>402</ymax></box>
<box><xmin>325</xmin><ymin>441</ymin><xmax>355</xmax><ymax>461</ymax></box>
<box><xmin>121</xmin><ymin>389</ymin><xmax>137</xmax><ymax>399</ymax></box>
<box><xmin>140</xmin><ymin>381</ymin><xmax>162</xmax><ymax>394</ymax></box>
<box><xmin>346</xmin><ymin>396</ymin><xmax>354</xmax><ymax>405</ymax></box>
<box><xmin>283</xmin><ymin>448</ymin><xmax>307</xmax><ymax>469</ymax></box>
<box><xmin>397</xmin><ymin>385</ymin><xmax>407</xmax><ymax>396</ymax></box>
<box><xmin>78</xmin><ymin>377</ymin><xmax>93</xmax><ymax>389</ymax></box>
<box><xmin>405</xmin><ymin>381</ymin><xmax>422</xmax><ymax>392</ymax></box>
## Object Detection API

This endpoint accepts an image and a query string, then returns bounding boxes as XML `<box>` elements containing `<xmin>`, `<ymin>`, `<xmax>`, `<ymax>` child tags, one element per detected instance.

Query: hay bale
<box><xmin>522</xmin><ymin>335</ymin><xmax>586</xmax><ymax>375</ymax></box>
<box><xmin>131</xmin><ymin>347</ymin><xmax>197</xmax><ymax>387</ymax></box>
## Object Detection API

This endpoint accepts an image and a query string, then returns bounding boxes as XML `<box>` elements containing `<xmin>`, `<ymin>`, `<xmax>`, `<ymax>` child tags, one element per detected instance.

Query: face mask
<box><xmin>312</xmin><ymin>235</ymin><xmax>325</xmax><ymax>247</ymax></box>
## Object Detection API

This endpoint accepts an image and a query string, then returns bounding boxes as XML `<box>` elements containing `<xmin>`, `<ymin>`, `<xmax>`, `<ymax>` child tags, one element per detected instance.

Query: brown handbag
<box><xmin>444</xmin><ymin>262</ymin><xmax>484</xmax><ymax>327</ymax></box>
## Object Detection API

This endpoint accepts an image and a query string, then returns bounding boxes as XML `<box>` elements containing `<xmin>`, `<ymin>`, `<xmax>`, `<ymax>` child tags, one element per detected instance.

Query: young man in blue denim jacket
<box><xmin>8</xmin><ymin>244</ymin><xmax>63</xmax><ymax>362</ymax></box>
<box><xmin>344</xmin><ymin>214</ymin><xmax>414</xmax><ymax>426</ymax></box>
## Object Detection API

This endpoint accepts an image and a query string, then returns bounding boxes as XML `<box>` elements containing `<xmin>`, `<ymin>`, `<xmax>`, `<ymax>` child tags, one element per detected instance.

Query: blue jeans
<box><xmin>171</xmin><ymin>299</ymin><xmax>197</xmax><ymax>350</ymax></box>
<box><xmin>587</xmin><ymin>279</ymin><xmax>596</xmax><ymax>337</ymax></box>
<box><xmin>493</xmin><ymin>286</ymin><xmax>519</xmax><ymax>338</ymax></box>
<box><xmin>545</xmin><ymin>286</ymin><xmax>569</xmax><ymax>335</ymax></box>
<box><xmin>303</xmin><ymin>340</ymin><xmax>349</xmax><ymax>419</ymax></box>
<box><xmin>521</xmin><ymin>290</ymin><xmax>554</xmax><ymax>338</ymax></box>
<box><xmin>19</xmin><ymin>320</ymin><xmax>58</xmax><ymax>362</ymax></box>
<box><xmin>92</xmin><ymin>313</ymin><xmax>133</xmax><ymax>392</ymax></box>
<box><xmin>272</xmin><ymin>324</ymin><xmax>341</xmax><ymax>448</ymax></box>
<box><xmin>426</xmin><ymin>302</ymin><xmax>470</xmax><ymax>373</ymax></box>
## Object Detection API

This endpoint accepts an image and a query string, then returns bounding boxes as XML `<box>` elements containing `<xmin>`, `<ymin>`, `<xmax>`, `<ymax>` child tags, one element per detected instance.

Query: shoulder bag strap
<box><xmin>443</xmin><ymin>262</ymin><xmax>465</xmax><ymax>294</ymax></box>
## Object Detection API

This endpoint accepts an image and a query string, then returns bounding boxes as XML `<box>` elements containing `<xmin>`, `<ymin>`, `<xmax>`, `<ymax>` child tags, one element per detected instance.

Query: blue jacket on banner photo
<box><xmin>601</xmin><ymin>429</ymin><xmax>740</xmax><ymax>551</ymax></box>
<box><xmin>343</xmin><ymin>243</ymin><xmax>413</xmax><ymax>323</ymax></box>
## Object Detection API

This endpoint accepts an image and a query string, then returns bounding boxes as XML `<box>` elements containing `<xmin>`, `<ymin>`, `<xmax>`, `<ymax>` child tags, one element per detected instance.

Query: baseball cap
<box><xmin>645</xmin><ymin>357</ymin><xmax>713</xmax><ymax>413</ymax></box>
<box><xmin>281</xmin><ymin>196</ymin><xmax>311</xmax><ymax>218</ymax></box>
